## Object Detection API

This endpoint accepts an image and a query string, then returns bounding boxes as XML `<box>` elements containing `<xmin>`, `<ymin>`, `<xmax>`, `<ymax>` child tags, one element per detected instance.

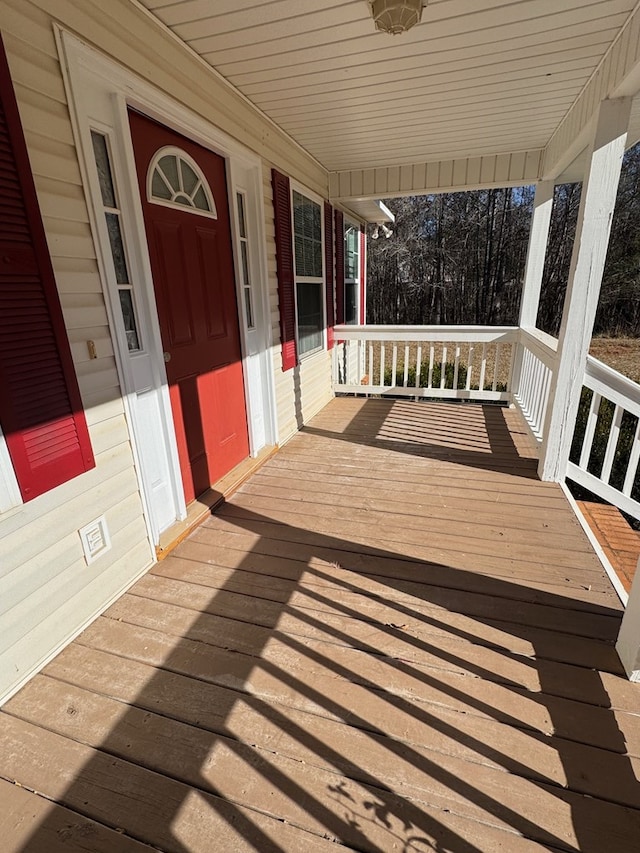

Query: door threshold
<box><xmin>155</xmin><ymin>445</ymin><xmax>278</xmax><ymax>560</ymax></box>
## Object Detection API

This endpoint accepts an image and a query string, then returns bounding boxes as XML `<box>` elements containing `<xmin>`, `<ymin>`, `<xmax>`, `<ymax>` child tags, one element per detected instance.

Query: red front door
<box><xmin>129</xmin><ymin>111</ymin><xmax>249</xmax><ymax>504</ymax></box>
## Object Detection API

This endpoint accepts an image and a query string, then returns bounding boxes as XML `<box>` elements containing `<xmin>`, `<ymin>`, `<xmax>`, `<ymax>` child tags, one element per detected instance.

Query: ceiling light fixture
<box><xmin>369</xmin><ymin>0</ymin><xmax>424</xmax><ymax>35</ymax></box>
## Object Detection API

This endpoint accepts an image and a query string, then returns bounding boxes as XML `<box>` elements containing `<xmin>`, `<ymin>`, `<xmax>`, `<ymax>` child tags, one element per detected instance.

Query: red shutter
<box><xmin>359</xmin><ymin>226</ymin><xmax>366</xmax><ymax>324</ymax></box>
<box><xmin>324</xmin><ymin>201</ymin><xmax>335</xmax><ymax>349</ymax></box>
<box><xmin>0</xmin><ymin>35</ymin><xmax>94</xmax><ymax>501</ymax></box>
<box><xmin>271</xmin><ymin>169</ymin><xmax>297</xmax><ymax>371</ymax></box>
<box><xmin>334</xmin><ymin>210</ymin><xmax>344</xmax><ymax>326</ymax></box>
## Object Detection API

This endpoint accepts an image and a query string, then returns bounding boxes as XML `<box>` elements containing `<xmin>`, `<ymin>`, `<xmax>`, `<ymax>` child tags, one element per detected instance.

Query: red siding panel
<box><xmin>0</xmin><ymin>35</ymin><xmax>94</xmax><ymax>501</ymax></box>
<box><xmin>334</xmin><ymin>210</ymin><xmax>344</xmax><ymax>326</ymax></box>
<box><xmin>323</xmin><ymin>201</ymin><xmax>335</xmax><ymax>349</ymax></box>
<box><xmin>271</xmin><ymin>169</ymin><xmax>297</xmax><ymax>371</ymax></box>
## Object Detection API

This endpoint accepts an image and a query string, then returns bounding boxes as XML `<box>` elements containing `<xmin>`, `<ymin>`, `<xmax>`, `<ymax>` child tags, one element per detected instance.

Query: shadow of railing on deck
<box><xmin>302</xmin><ymin>397</ymin><xmax>539</xmax><ymax>477</ymax></box>
<box><xmin>5</xmin><ymin>398</ymin><xmax>638</xmax><ymax>852</ymax></box>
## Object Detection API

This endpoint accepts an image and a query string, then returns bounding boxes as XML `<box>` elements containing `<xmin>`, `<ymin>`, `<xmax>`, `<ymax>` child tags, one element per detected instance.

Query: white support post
<box><xmin>512</xmin><ymin>181</ymin><xmax>554</xmax><ymax>402</ymax></box>
<box><xmin>616</xmin><ymin>558</ymin><xmax>640</xmax><ymax>681</ymax></box>
<box><xmin>538</xmin><ymin>97</ymin><xmax>631</xmax><ymax>482</ymax></box>
<box><xmin>519</xmin><ymin>180</ymin><xmax>554</xmax><ymax>328</ymax></box>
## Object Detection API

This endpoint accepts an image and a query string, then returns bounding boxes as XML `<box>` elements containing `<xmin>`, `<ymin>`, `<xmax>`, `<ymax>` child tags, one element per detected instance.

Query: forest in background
<box><xmin>366</xmin><ymin>143</ymin><xmax>640</xmax><ymax>338</ymax></box>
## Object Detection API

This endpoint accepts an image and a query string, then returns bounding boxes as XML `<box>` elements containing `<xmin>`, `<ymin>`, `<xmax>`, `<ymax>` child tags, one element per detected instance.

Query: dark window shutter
<box><xmin>271</xmin><ymin>168</ymin><xmax>297</xmax><ymax>371</ymax></box>
<box><xmin>323</xmin><ymin>201</ymin><xmax>335</xmax><ymax>349</ymax></box>
<box><xmin>359</xmin><ymin>226</ymin><xmax>366</xmax><ymax>324</ymax></box>
<box><xmin>0</xmin><ymin>35</ymin><xmax>94</xmax><ymax>501</ymax></box>
<box><xmin>334</xmin><ymin>210</ymin><xmax>344</xmax><ymax>325</ymax></box>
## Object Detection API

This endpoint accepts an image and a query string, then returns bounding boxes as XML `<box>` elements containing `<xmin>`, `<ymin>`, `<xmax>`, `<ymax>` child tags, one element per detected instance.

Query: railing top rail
<box><xmin>585</xmin><ymin>355</ymin><xmax>640</xmax><ymax>417</ymax></box>
<box><xmin>333</xmin><ymin>324</ymin><xmax>519</xmax><ymax>343</ymax></box>
<box><xmin>518</xmin><ymin>326</ymin><xmax>558</xmax><ymax>369</ymax></box>
<box><xmin>519</xmin><ymin>326</ymin><xmax>559</xmax><ymax>353</ymax></box>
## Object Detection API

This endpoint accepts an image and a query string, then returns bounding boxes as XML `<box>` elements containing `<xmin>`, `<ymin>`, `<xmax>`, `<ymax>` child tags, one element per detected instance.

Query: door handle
<box><xmin>163</xmin><ymin>351</ymin><xmax>171</xmax><ymax>362</ymax></box>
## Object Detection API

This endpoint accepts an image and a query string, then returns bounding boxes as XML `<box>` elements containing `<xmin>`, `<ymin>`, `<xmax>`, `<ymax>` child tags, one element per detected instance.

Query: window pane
<box><xmin>345</xmin><ymin>224</ymin><xmax>359</xmax><ymax>281</ymax></box>
<box><xmin>293</xmin><ymin>191</ymin><xmax>322</xmax><ymax>277</ymax></box>
<box><xmin>91</xmin><ymin>131</ymin><xmax>116</xmax><ymax>208</ymax></box>
<box><xmin>345</xmin><ymin>282</ymin><xmax>358</xmax><ymax>324</ymax></box>
<box><xmin>241</xmin><ymin>241</ymin><xmax>250</xmax><ymax>286</ymax></box>
<box><xmin>244</xmin><ymin>287</ymin><xmax>254</xmax><ymax>329</ymax></box>
<box><xmin>158</xmin><ymin>155</ymin><xmax>179</xmax><ymax>191</ymax></box>
<box><xmin>119</xmin><ymin>288</ymin><xmax>141</xmax><ymax>351</ymax></box>
<box><xmin>105</xmin><ymin>213</ymin><xmax>129</xmax><ymax>284</ymax></box>
<box><xmin>192</xmin><ymin>184</ymin><xmax>210</xmax><ymax>211</ymax></box>
<box><xmin>237</xmin><ymin>192</ymin><xmax>247</xmax><ymax>238</ymax></box>
<box><xmin>294</xmin><ymin>236</ymin><xmax>305</xmax><ymax>275</ymax></box>
<box><xmin>296</xmin><ymin>281</ymin><xmax>323</xmax><ymax>354</ymax></box>
<box><xmin>180</xmin><ymin>160</ymin><xmax>198</xmax><ymax>195</ymax></box>
<box><xmin>151</xmin><ymin>169</ymin><xmax>172</xmax><ymax>200</ymax></box>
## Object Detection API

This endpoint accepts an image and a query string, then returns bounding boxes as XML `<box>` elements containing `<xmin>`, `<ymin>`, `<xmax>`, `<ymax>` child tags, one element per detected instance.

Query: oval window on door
<box><xmin>147</xmin><ymin>146</ymin><xmax>218</xmax><ymax>218</ymax></box>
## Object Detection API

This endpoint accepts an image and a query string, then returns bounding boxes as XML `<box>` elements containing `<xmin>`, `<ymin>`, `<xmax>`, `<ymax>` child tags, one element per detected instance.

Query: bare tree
<box><xmin>367</xmin><ymin>141</ymin><xmax>640</xmax><ymax>336</ymax></box>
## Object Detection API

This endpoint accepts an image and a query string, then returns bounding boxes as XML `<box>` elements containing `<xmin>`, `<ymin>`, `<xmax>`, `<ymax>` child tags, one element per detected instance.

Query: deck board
<box><xmin>1</xmin><ymin>397</ymin><xmax>639</xmax><ymax>852</ymax></box>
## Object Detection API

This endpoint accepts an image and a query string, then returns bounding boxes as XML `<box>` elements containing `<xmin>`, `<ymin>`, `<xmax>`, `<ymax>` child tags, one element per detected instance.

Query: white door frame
<box><xmin>57</xmin><ymin>29</ymin><xmax>277</xmax><ymax>544</ymax></box>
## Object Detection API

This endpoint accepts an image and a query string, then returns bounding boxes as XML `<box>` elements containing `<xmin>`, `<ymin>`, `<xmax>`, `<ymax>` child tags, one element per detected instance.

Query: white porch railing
<box><xmin>566</xmin><ymin>356</ymin><xmax>640</xmax><ymax>520</ymax></box>
<box><xmin>332</xmin><ymin>325</ymin><xmax>518</xmax><ymax>402</ymax></box>
<box><xmin>511</xmin><ymin>327</ymin><xmax>558</xmax><ymax>442</ymax></box>
<box><xmin>332</xmin><ymin>324</ymin><xmax>639</xmax><ymax>522</ymax></box>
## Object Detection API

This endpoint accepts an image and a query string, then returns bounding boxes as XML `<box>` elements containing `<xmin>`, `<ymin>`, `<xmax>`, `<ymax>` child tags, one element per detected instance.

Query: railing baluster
<box><xmin>428</xmin><ymin>345</ymin><xmax>434</xmax><ymax>389</ymax></box>
<box><xmin>453</xmin><ymin>345</ymin><xmax>460</xmax><ymax>390</ymax></box>
<box><xmin>368</xmin><ymin>343</ymin><xmax>373</xmax><ymax>388</ymax></box>
<box><xmin>623</xmin><ymin>418</ymin><xmax>640</xmax><ymax>496</ymax></box>
<box><xmin>466</xmin><ymin>345</ymin><xmax>474</xmax><ymax>390</ymax></box>
<box><xmin>440</xmin><ymin>345</ymin><xmax>447</xmax><ymax>389</ymax></box>
<box><xmin>415</xmin><ymin>345</ymin><xmax>422</xmax><ymax>390</ymax></box>
<box><xmin>538</xmin><ymin>362</ymin><xmax>545</xmax><ymax>434</ymax></box>
<box><xmin>492</xmin><ymin>343</ymin><xmax>500</xmax><ymax>392</ymax></box>
<box><xmin>602</xmin><ymin>403</ymin><xmax>623</xmax><ymax>483</ymax></box>
<box><xmin>579</xmin><ymin>391</ymin><xmax>602</xmax><ymax>470</ymax></box>
<box><xmin>380</xmin><ymin>344</ymin><xmax>386</xmax><ymax>388</ymax></box>
<box><xmin>539</xmin><ymin>365</ymin><xmax>551</xmax><ymax>435</ymax></box>
<box><xmin>506</xmin><ymin>341</ymin><xmax>515</xmax><ymax>395</ymax></box>
<box><xmin>391</xmin><ymin>343</ymin><xmax>398</xmax><ymax>388</ymax></box>
<box><xmin>479</xmin><ymin>343</ymin><xmax>487</xmax><ymax>392</ymax></box>
<box><xmin>403</xmin><ymin>345</ymin><xmax>409</xmax><ymax>387</ymax></box>
<box><xmin>533</xmin><ymin>358</ymin><xmax>543</xmax><ymax>429</ymax></box>
<box><xmin>522</xmin><ymin>350</ymin><xmax>533</xmax><ymax>415</ymax></box>
<box><xmin>342</xmin><ymin>338</ymin><xmax>348</xmax><ymax>385</ymax></box>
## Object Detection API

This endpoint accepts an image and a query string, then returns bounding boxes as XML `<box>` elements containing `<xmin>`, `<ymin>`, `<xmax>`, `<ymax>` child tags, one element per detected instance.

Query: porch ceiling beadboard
<box><xmin>138</xmin><ymin>0</ymin><xmax>640</xmax><ymax>193</ymax></box>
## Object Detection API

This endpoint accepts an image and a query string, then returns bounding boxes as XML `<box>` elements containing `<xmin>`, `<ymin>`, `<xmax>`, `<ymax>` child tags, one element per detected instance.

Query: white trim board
<box><xmin>561</xmin><ymin>481</ymin><xmax>628</xmax><ymax>607</ymax></box>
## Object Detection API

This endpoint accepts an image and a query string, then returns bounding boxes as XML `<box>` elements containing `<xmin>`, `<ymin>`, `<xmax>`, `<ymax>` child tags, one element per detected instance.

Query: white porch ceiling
<box><xmin>138</xmin><ymin>0</ymin><xmax>640</xmax><ymax>192</ymax></box>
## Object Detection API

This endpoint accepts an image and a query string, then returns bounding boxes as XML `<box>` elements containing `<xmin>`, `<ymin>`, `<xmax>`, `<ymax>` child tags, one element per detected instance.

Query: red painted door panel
<box><xmin>129</xmin><ymin>111</ymin><xmax>249</xmax><ymax>504</ymax></box>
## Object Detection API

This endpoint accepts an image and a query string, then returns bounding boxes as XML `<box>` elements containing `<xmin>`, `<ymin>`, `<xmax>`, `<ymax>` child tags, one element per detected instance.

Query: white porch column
<box><xmin>617</xmin><ymin>559</ymin><xmax>640</xmax><ymax>681</ymax></box>
<box><xmin>538</xmin><ymin>97</ymin><xmax>631</xmax><ymax>482</ymax></box>
<box><xmin>519</xmin><ymin>180</ymin><xmax>554</xmax><ymax>328</ymax></box>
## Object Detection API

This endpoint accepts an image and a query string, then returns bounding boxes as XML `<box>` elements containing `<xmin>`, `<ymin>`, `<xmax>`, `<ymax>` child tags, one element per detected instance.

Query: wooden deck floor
<box><xmin>2</xmin><ymin>397</ymin><xmax>640</xmax><ymax>852</ymax></box>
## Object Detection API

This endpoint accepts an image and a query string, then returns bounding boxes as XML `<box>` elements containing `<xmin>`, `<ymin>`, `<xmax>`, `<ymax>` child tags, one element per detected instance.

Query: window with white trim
<box><xmin>344</xmin><ymin>219</ymin><xmax>360</xmax><ymax>325</ymax></box>
<box><xmin>292</xmin><ymin>189</ymin><xmax>324</xmax><ymax>355</ymax></box>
